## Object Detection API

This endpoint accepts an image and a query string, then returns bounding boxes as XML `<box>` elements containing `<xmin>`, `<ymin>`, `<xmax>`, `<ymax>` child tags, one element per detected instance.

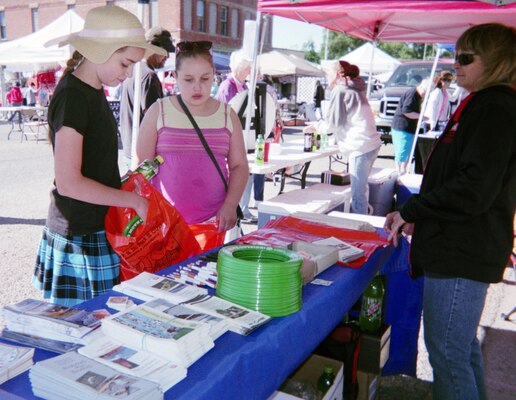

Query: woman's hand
<box><xmin>216</xmin><ymin>202</ymin><xmax>238</xmax><ymax>233</ymax></box>
<box><xmin>384</xmin><ymin>211</ymin><xmax>410</xmax><ymax>247</ymax></box>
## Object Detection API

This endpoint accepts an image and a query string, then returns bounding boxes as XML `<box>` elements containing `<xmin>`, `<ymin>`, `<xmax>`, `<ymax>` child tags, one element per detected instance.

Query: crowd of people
<box><xmin>24</xmin><ymin>6</ymin><xmax>515</xmax><ymax>398</ymax></box>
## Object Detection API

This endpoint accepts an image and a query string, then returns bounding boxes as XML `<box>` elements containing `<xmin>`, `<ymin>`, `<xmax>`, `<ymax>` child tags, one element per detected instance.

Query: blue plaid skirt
<box><xmin>32</xmin><ymin>227</ymin><xmax>120</xmax><ymax>306</ymax></box>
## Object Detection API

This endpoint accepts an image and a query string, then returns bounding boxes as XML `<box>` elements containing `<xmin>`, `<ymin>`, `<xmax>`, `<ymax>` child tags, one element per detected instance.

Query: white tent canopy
<box><xmin>0</xmin><ymin>10</ymin><xmax>84</xmax><ymax>71</ymax></box>
<box><xmin>258</xmin><ymin>50</ymin><xmax>325</xmax><ymax>77</ymax></box>
<box><xmin>340</xmin><ymin>42</ymin><xmax>401</xmax><ymax>75</ymax></box>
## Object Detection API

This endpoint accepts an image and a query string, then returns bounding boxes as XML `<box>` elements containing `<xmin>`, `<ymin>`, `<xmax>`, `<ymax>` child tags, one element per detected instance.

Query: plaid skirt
<box><xmin>32</xmin><ymin>227</ymin><xmax>120</xmax><ymax>306</ymax></box>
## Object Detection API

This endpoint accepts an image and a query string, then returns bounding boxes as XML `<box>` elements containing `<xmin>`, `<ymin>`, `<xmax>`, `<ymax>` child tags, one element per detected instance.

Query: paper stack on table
<box><xmin>101</xmin><ymin>302</ymin><xmax>215</xmax><ymax>368</ymax></box>
<box><xmin>0</xmin><ymin>342</ymin><xmax>34</xmax><ymax>385</ymax></box>
<box><xmin>0</xmin><ymin>299</ymin><xmax>105</xmax><ymax>352</ymax></box>
<box><xmin>29</xmin><ymin>352</ymin><xmax>163</xmax><ymax>400</ymax></box>
<box><xmin>78</xmin><ymin>335</ymin><xmax>187</xmax><ymax>392</ymax></box>
<box><xmin>114</xmin><ymin>272</ymin><xmax>271</xmax><ymax>336</ymax></box>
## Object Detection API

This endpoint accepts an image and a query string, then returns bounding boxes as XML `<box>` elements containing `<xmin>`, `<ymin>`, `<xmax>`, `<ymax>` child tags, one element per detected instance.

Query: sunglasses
<box><xmin>176</xmin><ymin>41</ymin><xmax>213</xmax><ymax>54</ymax></box>
<box><xmin>455</xmin><ymin>53</ymin><xmax>476</xmax><ymax>66</ymax></box>
<box><xmin>441</xmin><ymin>78</ymin><xmax>453</xmax><ymax>83</ymax></box>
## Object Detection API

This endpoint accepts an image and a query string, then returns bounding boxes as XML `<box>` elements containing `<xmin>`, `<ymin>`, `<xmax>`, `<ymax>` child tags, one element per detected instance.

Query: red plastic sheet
<box><xmin>235</xmin><ymin>216</ymin><xmax>389</xmax><ymax>268</ymax></box>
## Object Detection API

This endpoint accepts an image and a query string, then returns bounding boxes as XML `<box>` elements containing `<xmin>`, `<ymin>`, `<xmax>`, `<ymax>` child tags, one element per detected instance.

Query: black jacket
<box><xmin>400</xmin><ymin>85</ymin><xmax>516</xmax><ymax>283</ymax></box>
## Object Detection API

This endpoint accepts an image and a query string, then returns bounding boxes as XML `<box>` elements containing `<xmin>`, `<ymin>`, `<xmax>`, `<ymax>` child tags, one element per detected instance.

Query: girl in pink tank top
<box><xmin>136</xmin><ymin>41</ymin><xmax>249</xmax><ymax>233</ymax></box>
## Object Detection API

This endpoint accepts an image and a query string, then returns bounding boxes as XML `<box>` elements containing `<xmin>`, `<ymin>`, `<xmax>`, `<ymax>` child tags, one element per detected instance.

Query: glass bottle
<box><xmin>359</xmin><ymin>274</ymin><xmax>385</xmax><ymax>333</ymax></box>
<box><xmin>317</xmin><ymin>365</ymin><xmax>335</xmax><ymax>396</ymax></box>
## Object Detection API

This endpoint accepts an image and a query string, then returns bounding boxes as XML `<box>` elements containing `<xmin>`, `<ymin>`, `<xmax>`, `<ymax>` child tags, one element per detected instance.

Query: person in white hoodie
<box><xmin>424</xmin><ymin>70</ymin><xmax>454</xmax><ymax>132</ymax></box>
<box><xmin>305</xmin><ymin>61</ymin><xmax>382</xmax><ymax>214</ymax></box>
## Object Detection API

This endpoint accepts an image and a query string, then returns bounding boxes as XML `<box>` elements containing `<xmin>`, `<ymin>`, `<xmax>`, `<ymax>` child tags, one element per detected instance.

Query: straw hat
<box><xmin>45</xmin><ymin>6</ymin><xmax>168</xmax><ymax>64</ymax></box>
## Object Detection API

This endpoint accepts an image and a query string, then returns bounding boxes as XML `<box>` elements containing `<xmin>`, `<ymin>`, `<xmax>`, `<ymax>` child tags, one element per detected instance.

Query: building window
<box><xmin>220</xmin><ymin>6</ymin><xmax>228</xmax><ymax>36</ymax></box>
<box><xmin>208</xmin><ymin>3</ymin><xmax>217</xmax><ymax>35</ymax></box>
<box><xmin>183</xmin><ymin>0</ymin><xmax>192</xmax><ymax>31</ymax></box>
<box><xmin>0</xmin><ymin>12</ymin><xmax>6</xmax><ymax>40</ymax></box>
<box><xmin>231</xmin><ymin>9</ymin><xmax>239</xmax><ymax>39</ymax></box>
<box><xmin>196</xmin><ymin>0</ymin><xmax>205</xmax><ymax>32</ymax></box>
<box><xmin>31</xmin><ymin>8</ymin><xmax>39</xmax><ymax>32</ymax></box>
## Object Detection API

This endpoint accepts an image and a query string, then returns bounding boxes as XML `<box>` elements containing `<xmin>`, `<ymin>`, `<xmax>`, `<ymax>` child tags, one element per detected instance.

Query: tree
<box><xmin>303</xmin><ymin>40</ymin><xmax>320</xmax><ymax>63</ymax></box>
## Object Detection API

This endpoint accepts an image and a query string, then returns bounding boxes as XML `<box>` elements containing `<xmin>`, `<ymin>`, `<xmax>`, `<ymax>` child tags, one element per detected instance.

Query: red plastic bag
<box><xmin>189</xmin><ymin>221</ymin><xmax>226</xmax><ymax>253</ymax></box>
<box><xmin>105</xmin><ymin>173</ymin><xmax>202</xmax><ymax>281</ymax></box>
<box><xmin>236</xmin><ymin>216</ymin><xmax>389</xmax><ymax>268</ymax></box>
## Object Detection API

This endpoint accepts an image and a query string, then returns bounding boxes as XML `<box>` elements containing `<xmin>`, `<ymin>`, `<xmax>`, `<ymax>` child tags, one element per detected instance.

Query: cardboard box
<box><xmin>269</xmin><ymin>354</ymin><xmax>344</xmax><ymax>400</ymax></box>
<box><xmin>357</xmin><ymin>324</ymin><xmax>391</xmax><ymax>374</ymax></box>
<box><xmin>356</xmin><ymin>370</ymin><xmax>380</xmax><ymax>400</ymax></box>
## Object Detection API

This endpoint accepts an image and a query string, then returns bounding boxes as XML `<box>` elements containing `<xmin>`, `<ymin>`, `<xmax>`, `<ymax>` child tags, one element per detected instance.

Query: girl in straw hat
<box><xmin>136</xmin><ymin>41</ymin><xmax>249</xmax><ymax>233</ymax></box>
<box><xmin>32</xmin><ymin>6</ymin><xmax>168</xmax><ymax>306</ymax></box>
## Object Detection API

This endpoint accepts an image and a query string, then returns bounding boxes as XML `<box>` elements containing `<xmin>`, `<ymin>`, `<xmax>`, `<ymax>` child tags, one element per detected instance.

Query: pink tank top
<box><xmin>151</xmin><ymin>97</ymin><xmax>232</xmax><ymax>224</ymax></box>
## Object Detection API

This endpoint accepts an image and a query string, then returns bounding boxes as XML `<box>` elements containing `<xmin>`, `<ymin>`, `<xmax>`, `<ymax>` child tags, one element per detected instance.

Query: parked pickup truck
<box><xmin>369</xmin><ymin>60</ymin><xmax>455</xmax><ymax>135</ymax></box>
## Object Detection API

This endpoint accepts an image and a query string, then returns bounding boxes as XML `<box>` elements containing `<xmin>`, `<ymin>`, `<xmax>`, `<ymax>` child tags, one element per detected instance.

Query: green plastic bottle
<box><xmin>121</xmin><ymin>155</ymin><xmax>164</xmax><ymax>236</ymax></box>
<box><xmin>359</xmin><ymin>274</ymin><xmax>385</xmax><ymax>333</ymax></box>
<box><xmin>121</xmin><ymin>155</ymin><xmax>164</xmax><ymax>184</ymax></box>
<box><xmin>255</xmin><ymin>134</ymin><xmax>265</xmax><ymax>165</ymax></box>
<box><xmin>317</xmin><ymin>365</ymin><xmax>335</xmax><ymax>396</ymax></box>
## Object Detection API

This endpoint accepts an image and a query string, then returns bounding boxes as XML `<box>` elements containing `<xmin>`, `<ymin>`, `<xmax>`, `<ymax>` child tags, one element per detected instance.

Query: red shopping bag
<box><xmin>189</xmin><ymin>221</ymin><xmax>226</xmax><ymax>253</ymax></box>
<box><xmin>105</xmin><ymin>173</ymin><xmax>202</xmax><ymax>281</ymax></box>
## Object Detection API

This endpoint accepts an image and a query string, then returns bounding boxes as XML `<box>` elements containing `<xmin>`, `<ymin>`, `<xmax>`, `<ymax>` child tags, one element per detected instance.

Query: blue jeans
<box><xmin>348</xmin><ymin>146</ymin><xmax>380</xmax><ymax>214</ymax></box>
<box><xmin>423</xmin><ymin>273</ymin><xmax>488</xmax><ymax>400</ymax></box>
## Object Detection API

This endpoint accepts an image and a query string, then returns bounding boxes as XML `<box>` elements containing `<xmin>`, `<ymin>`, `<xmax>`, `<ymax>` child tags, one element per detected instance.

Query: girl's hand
<box><xmin>216</xmin><ymin>203</ymin><xmax>238</xmax><ymax>233</ymax></box>
<box><xmin>132</xmin><ymin>193</ymin><xmax>150</xmax><ymax>223</ymax></box>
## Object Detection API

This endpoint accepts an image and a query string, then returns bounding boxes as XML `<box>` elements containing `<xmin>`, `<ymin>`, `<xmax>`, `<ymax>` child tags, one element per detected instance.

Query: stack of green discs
<box><xmin>216</xmin><ymin>245</ymin><xmax>303</xmax><ymax>317</ymax></box>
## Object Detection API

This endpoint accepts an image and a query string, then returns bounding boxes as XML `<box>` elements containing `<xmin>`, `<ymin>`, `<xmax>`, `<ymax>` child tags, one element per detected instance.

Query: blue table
<box><xmin>381</xmin><ymin>173</ymin><xmax>424</xmax><ymax>377</ymax></box>
<box><xmin>1</xmin><ymin>243</ymin><xmax>401</xmax><ymax>400</ymax></box>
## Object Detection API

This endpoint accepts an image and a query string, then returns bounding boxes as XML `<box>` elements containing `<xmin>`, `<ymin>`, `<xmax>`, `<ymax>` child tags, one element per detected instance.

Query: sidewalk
<box><xmin>0</xmin><ymin>122</ymin><xmax>514</xmax><ymax>399</ymax></box>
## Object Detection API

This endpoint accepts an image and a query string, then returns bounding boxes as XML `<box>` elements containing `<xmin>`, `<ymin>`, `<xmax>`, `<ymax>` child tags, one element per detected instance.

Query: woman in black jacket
<box><xmin>385</xmin><ymin>23</ymin><xmax>515</xmax><ymax>400</ymax></box>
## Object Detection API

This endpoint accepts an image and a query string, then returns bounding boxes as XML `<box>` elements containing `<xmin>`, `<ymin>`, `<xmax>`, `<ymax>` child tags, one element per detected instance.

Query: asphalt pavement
<box><xmin>0</xmin><ymin>121</ymin><xmax>514</xmax><ymax>399</ymax></box>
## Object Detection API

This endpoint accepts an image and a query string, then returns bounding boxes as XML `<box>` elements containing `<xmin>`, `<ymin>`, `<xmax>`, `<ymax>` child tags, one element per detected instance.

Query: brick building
<box><xmin>0</xmin><ymin>0</ymin><xmax>272</xmax><ymax>53</ymax></box>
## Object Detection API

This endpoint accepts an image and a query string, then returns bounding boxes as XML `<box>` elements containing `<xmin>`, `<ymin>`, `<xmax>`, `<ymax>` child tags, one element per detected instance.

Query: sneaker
<box><xmin>241</xmin><ymin>215</ymin><xmax>258</xmax><ymax>224</ymax></box>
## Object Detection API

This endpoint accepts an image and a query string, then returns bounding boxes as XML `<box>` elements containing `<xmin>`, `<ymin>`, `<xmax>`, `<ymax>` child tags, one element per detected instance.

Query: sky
<box><xmin>272</xmin><ymin>16</ymin><xmax>325</xmax><ymax>51</ymax></box>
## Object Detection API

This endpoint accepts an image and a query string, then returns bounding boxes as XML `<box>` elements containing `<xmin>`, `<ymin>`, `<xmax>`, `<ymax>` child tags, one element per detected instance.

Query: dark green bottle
<box><xmin>317</xmin><ymin>365</ymin><xmax>335</xmax><ymax>396</ymax></box>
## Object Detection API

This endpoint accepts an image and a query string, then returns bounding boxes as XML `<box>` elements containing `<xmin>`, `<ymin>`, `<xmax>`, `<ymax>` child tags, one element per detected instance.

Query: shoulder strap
<box><xmin>176</xmin><ymin>94</ymin><xmax>228</xmax><ymax>191</ymax></box>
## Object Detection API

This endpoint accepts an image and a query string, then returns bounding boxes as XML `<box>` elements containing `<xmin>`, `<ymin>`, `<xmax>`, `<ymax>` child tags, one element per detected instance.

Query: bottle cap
<box><xmin>155</xmin><ymin>155</ymin><xmax>164</xmax><ymax>165</ymax></box>
<box><xmin>324</xmin><ymin>365</ymin><xmax>333</xmax><ymax>374</ymax></box>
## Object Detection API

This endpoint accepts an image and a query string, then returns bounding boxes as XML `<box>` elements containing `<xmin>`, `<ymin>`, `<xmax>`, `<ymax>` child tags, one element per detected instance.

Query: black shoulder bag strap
<box><xmin>176</xmin><ymin>95</ymin><xmax>244</xmax><ymax>220</ymax></box>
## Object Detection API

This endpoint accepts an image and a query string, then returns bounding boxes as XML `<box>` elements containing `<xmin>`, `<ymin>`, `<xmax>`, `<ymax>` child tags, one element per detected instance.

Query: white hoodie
<box><xmin>315</xmin><ymin>77</ymin><xmax>381</xmax><ymax>156</ymax></box>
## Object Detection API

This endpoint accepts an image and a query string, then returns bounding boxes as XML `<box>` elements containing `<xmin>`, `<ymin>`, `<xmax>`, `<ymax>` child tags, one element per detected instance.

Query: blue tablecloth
<box><xmin>1</xmin><ymin>242</ymin><xmax>401</xmax><ymax>400</ymax></box>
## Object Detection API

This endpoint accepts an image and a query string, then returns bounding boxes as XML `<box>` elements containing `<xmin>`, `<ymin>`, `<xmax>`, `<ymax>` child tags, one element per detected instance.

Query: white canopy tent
<box><xmin>0</xmin><ymin>10</ymin><xmax>84</xmax><ymax>71</ymax></box>
<box><xmin>340</xmin><ymin>42</ymin><xmax>401</xmax><ymax>75</ymax></box>
<box><xmin>0</xmin><ymin>10</ymin><xmax>84</xmax><ymax>104</ymax></box>
<box><xmin>257</xmin><ymin>50</ymin><xmax>325</xmax><ymax>77</ymax></box>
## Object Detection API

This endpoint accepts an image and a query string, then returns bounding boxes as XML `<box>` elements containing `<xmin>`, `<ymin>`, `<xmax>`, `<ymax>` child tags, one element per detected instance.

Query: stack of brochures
<box><xmin>113</xmin><ymin>272</ymin><xmax>272</xmax><ymax>335</ymax></box>
<box><xmin>313</xmin><ymin>236</ymin><xmax>365</xmax><ymax>263</ymax></box>
<box><xmin>77</xmin><ymin>335</ymin><xmax>187</xmax><ymax>392</ymax></box>
<box><xmin>29</xmin><ymin>352</ymin><xmax>163</xmax><ymax>400</ymax></box>
<box><xmin>0</xmin><ymin>299</ymin><xmax>103</xmax><ymax>352</ymax></box>
<box><xmin>101</xmin><ymin>301</ymin><xmax>215</xmax><ymax>368</ymax></box>
<box><xmin>0</xmin><ymin>342</ymin><xmax>34</xmax><ymax>384</ymax></box>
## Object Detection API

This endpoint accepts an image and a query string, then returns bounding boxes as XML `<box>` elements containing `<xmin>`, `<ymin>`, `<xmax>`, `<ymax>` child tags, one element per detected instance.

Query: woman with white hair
<box><xmin>215</xmin><ymin>50</ymin><xmax>251</xmax><ymax>103</ymax></box>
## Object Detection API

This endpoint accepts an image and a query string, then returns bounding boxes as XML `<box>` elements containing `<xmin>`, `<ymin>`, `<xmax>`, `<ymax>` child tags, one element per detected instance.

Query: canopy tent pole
<box><xmin>130</xmin><ymin>0</ymin><xmax>150</xmax><ymax>169</ymax></box>
<box><xmin>407</xmin><ymin>47</ymin><xmax>442</xmax><ymax>173</ymax></box>
<box><xmin>243</xmin><ymin>12</ymin><xmax>263</xmax><ymax>150</ymax></box>
<box><xmin>366</xmin><ymin>41</ymin><xmax>377</xmax><ymax>98</ymax></box>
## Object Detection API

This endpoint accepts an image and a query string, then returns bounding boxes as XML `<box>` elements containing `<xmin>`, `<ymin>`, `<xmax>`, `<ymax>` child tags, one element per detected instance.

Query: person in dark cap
<box><xmin>120</xmin><ymin>27</ymin><xmax>175</xmax><ymax>168</ymax></box>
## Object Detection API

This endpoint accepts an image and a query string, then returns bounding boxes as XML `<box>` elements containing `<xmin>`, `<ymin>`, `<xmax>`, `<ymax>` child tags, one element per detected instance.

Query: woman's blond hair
<box><xmin>456</xmin><ymin>23</ymin><xmax>516</xmax><ymax>90</ymax></box>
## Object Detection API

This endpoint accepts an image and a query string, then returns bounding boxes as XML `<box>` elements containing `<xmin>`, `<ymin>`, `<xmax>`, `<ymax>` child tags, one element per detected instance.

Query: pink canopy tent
<box><xmin>258</xmin><ymin>0</ymin><xmax>516</xmax><ymax>43</ymax></box>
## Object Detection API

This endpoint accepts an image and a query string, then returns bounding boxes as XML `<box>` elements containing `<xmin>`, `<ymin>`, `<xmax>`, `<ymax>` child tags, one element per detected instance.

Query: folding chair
<box><xmin>21</xmin><ymin>108</ymin><xmax>48</xmax><ymax>143</ymax></box>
